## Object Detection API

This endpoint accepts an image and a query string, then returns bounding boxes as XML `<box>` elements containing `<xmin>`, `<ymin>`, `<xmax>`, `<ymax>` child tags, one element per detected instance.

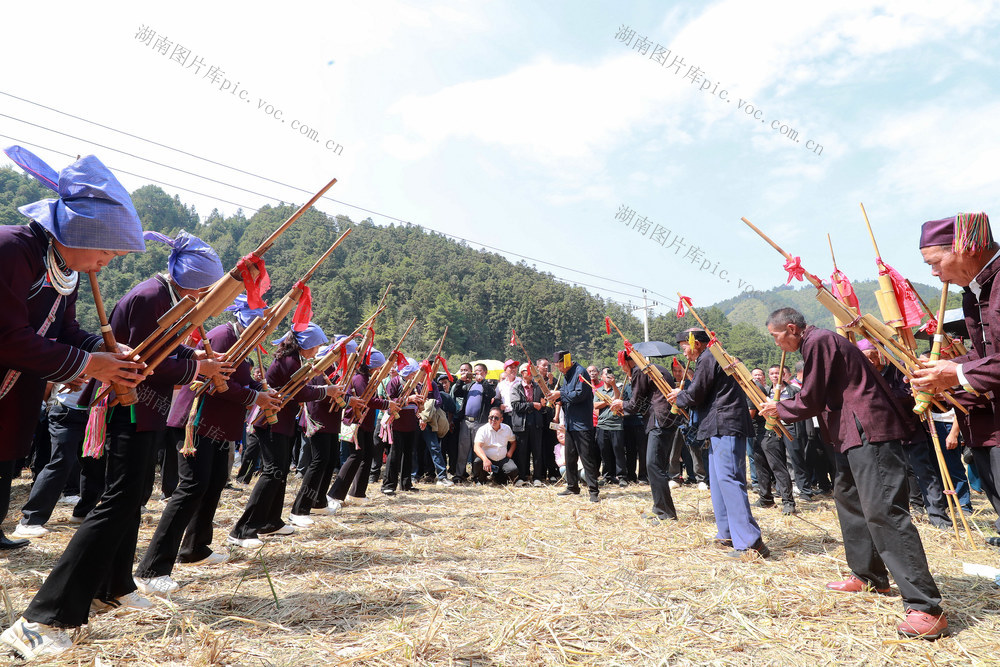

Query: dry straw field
<box><xmin>1</xmin><ymin>475</ymin><xmax>998</xmax><ymax>666</ymax></box>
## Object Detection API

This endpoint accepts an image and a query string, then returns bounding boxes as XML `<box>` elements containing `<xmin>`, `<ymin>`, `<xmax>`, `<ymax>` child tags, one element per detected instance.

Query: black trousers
<box><xmin>832</xmin><ymin>438</ymin><xmax>942</xmax><ymax>614</ymax></box>
<box><xmin>24</xmin><ymin>417</ymin><xmax>155</xmax><ymax>628</ymax></box>
<box><xmin>230</xmin><ymin>428</ymin><xmax>290</xmax><ymax>539</ymax></box>
<box><xmin>646</xmin><ymin>427</ymin><xmax>677</xmax><ymax>519</ymax></box>
<box><xmin>514</xmin><ymin>425</ymin><xmax>544</xmax><ymax>481</ymax></box>
<box><xmin>903</xmin><ymin>438</ymin><xmax>950</xmax><ymax>524</ymax></box>
<box><xmin>140</xmin><ymin>429</ymin><xmax>177</xmax><ymax>506</ymax></box>
<box><xmin>473</xmin><ymin>455</ymin><xmax>519</xmax><ymax>483</ymax></box>
<box><xmin>564</xmin><ymin>428</ymin><xmax>601</xmax><ymax>495</ymax></box>
<box><xmin>756</xmin><ymin>431</ymin><xmax>794</xmax><ymax>504</ymax></box>
<box><xmin>623</xmin><ymin>422</ymin><xmax>646</xmax><ymax>481</ymax></box>
<box><xmin>135</xmin><ymin>430</ymin><xmax>230</xmax><ymax>577</ymax></box>
<box><xmin>329</xmin><ymin>428</ymin><xmax>373</xmax><ymax>500</ymax></box>
<box><xmin>970</xmin><ymin>446</ymin><xmax>1000</xmax><ymax>533</ymax></box>
<box><xmin>22</xmin><ymin>404</ymin><xmax>86</xmax><ymax>526</ymax></box>
<box><xmin>597</xmin><ymin>428</ymin><xmax>626</xmax><ymax>481</ymax></box>
<box><xmin>236</xmin><ymin>427</ymin><xmax>261</xmax><ymax>484</ymax></box>
<box><xmin>75</xmin><ymin>451</ymin><xmax>108</xmax><ymax>519</ymax></box>
<box><xmin>382</xmin><ymin>429</ymin><xmax>417</xmax><ymax>492</ymax></box>
<box><xmin>368</xmin><ymin>426</ymin><xmax>388</xmax><ymax>483</ymax></box>
<box><xmin>292</xmin><ymin>432</ymin><xmax>335</xmax><ymax>515</ymax></box>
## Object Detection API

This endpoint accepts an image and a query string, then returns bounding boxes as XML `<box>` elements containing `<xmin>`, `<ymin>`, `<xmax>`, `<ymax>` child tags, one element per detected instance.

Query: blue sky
<box><xmin>2</xmin><ymin>1</ymin><xmax>998</xmax><ymax>316</ymax></box>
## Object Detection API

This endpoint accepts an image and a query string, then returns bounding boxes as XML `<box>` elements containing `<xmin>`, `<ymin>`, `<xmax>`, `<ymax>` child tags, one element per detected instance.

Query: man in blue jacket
<box><xmin>549</xmin><ymin>349</ymin><xmax>601</xmax><ymax>502</ymax></box>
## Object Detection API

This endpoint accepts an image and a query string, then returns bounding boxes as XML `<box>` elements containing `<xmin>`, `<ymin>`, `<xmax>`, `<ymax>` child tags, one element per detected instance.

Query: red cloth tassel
<box><xmin>419</xmin><ymin>360</ymin><xmax>433</xmax><ymax>378</ymax></box>
<box><xmin>616</xmin><ymin>350</ymin><xmax>628</xmax><ymax>368</ymax></box>
<box><xmin>510</xmin><ymin>329</ymin><xmax>518</xmax><ymax>346</ymax></box>
<box><xmin>918</xmin><ymin>318</ymin><xmax>938</xmax><ymax>334</ymax></box>
<box><xmin>436</xmin><ymin>355</ymin><xmax>454</xmax><ymax>382</ymax></box>
<box><xmin>676</xmin><ymin>296</ymin><xmax>692</xmax><ymax>318</ymax></box>
<box><xmin>783</xmin><ymin>256</ymin><xmax>805</xmax><ymax>284</ymax></box>
<box><xmin>362</xmin><ymin>328</ymin><xmax>375</xmax><ymax>365</ymax></box>
<box><xmin>394</xmin><ymin>350</ymin><xmax>407</xmax><ymax>371</ymax></box>
<box><xmin>878</xmin><ymin>260</ymin><xmax>924</xmax><ymax>327</ymax></box>
<box><xmin>605</xmin><ymin>317</ymin><xmax>612</xmax><ymax>334</ymax></box>
<box><xmin>236</xmin><ymin>253</ymin><xmax>270</xmax><ymax>308</ymax></box>
<box><xmin>623</xmin><ymin>339</ymin><xmax>634</xmax><ymax>356</ymax></box>
<box><xmin>188</xmin><ymin>327</ymin><xmax>203</xmax><ymax>346</ymax></box>
<box><xmin>291</xmin><ymin>281</ymin><xmax>312</xmax><ymax>332</ymax></box>
<box><xmin>830</xmin><ymin>269</ymin><xmax>860</xmax><ymax>310</ymax></box>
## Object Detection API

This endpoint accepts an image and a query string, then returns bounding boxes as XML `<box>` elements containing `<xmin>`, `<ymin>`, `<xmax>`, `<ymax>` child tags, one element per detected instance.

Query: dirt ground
<box><xmin>0</xmin><ymin>472</ymin><xmax>998</xmax><ymax>666</ymax></box>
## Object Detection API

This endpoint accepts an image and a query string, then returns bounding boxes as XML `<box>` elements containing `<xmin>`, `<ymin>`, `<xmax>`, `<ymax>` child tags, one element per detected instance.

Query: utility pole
<box><xmin>631</xmin><ymin>289</ymin><xmax>658</xmax><ymax>342</ymax></box>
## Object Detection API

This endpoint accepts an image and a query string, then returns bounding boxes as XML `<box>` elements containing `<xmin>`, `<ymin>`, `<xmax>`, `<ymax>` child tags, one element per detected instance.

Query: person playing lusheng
<box><xmin>133</xmin><ymin>295</ymin><xmax>282</xmax><ymax>595</ymax></box>
<box><xmin>0</xmin><ymin>147</ymin><xmax>148</xmax><ymax>660</ymax></box>
<box><xmin>759</xmin><ymin>307</ymin><xmax>947</xmax><ymax>640</ymax></box>
<box><xmin>229</xmin><ymin>323</ymin><xmax>342</xmax><ymax>545</ymax></box>
<box><xmin>549</xmin><ymin>349</ymin><xmax>601</xmax><ymax>502</ymax></box>
<box><xmin>912</xmin><ymin>213</ymin><xmax>1000</xmax><ymax>546</ymax></box>
<box><xmin>667</xmin><ymin>328</ymin><xmax>768</xmax><ymax>558</ymax></box>
<box><xmin>611</xmin><ymin>350</ymin><xmax>678</xmax><ymax>523</ymax></box>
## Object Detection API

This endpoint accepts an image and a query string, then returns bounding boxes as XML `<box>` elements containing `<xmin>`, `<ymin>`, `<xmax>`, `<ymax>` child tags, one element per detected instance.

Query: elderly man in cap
<box><xmin>913</xmin><ymin>213</ymin><xmax>1000</xmax><ymax>544</ymax></box>
<box><xmin>760</xmin><ymin>308</ymin><xmax>946</xmax><ymax>640</ymax></box>
<box><xmin>549</xmin><ymin>349</ymin><xmax>601</xmax><ymax>502</ymax></box>
<box><xmin>0</xmin><ymin>147</ymin><xmax>150</xmax><ymax>659</ymax></box>
<box><xmin>668</xmin><ymin>328</ymin><xmax>767</xmax><ymax>558</ymax></box>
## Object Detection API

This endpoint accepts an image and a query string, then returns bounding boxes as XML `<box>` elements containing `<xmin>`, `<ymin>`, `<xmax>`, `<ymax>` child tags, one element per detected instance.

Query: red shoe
<box><xmin>898</xmin><ymin>610</ymin><xmax>949</xmax><ymax>640</ymax></box>
<box><xmin>826</xmin><ymin>574</ymin><xmax>891</xmax><ymax>595</ymax></box>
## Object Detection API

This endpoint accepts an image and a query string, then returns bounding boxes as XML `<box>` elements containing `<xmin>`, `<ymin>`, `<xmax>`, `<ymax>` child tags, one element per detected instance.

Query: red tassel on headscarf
<box><xmin>676</xmin><ymin>296</ymin><xmax>692</xmax><ymax>318</ymax></box>
<box><xmin>291</xmin><ymin>281</ymin><xmax>312</xmax><ymax>332</ymax></box>
<box><xmin>436</xmin><ymin>355</ymin><xmax>454</xmax><ymax>382</ymax></box>
<box><xmin>236</xmin><ymin>253</ymin><xmax>270</xmax><ymax>308</ymax></box>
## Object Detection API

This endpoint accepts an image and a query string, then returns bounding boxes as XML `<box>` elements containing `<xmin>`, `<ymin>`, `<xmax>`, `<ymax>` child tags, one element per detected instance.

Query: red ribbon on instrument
<box><xmin>676</xmin><ymin>295</ymin><xmax>692</xmax><ymax>318</ymax></box>
<box><xmin>393</xmin><ymin>350</ymin><xmax>407</xmax><ymax>371</ymax></box>
<box><xmin>510</xmin><ymin>329</ymin><xmax>518</xmax><ymax>346</ymax></box>
<box><xmin>918</xmin><ymin>318</ymin><xmax>938</xmax><ymax>334</ymax></box>
<box><xmin>236</xmin><ymin>253</ymin><xmax>270</xmax><ymax>308</ymax></box>
<box><xmin>436</xmin><ymin>355</ymin><xmax>454</xmax><ymax>382</ymax></box>
<box><xmin>419</xmin><ymin>360</ymin><xmax>433</xmax><ymax>378</ymax></box>
<box><xmin>605</xmin><ymin>317</ymin><xmax>612</xmax><ymax>334</ymax></box>
<box><xmin>672</xmin><ymin>357</ymin><xmax>681</xmax><ymax>369</ymax></box>
<box><xmin>877</xmin><ymin>259</ymin><xmax>925</xmax><ymax>327</ymax></box>
<box><xmin>291</xmin><ymin>281</ymin><xmax>312</xmax><ymax>332</ymax></box>
<box><xmin>256</xmin><ymin>343</ymin><xmax>268</xmax><ymax>356</ymax></box>
<box><xmin>624</xmin><ymin>339</ymin><xmax>635</xmax><ymax>356</ymax></box>
<box><xmin>830</xmin><ymin>268</ymin><xmax>860</xmax><ymax>310</ymax></box>
<box><xmin>362</xmin><ymin>328</ymin><xmax>375</xmax><ymax>365</ymax></box>
<box><xmin>783</xmin><ymin>256</ymin><xmax>805</xmax><ymax>284</ymax></box>
<box><xmin>616</xmin><ymin>350</ymin><xmax>628</xmax><ymax>368</ymax></box>
<box><xmin>188</xmin><ymin>327</ymin><xmax>203</xmax><ymax>346</ymax></box>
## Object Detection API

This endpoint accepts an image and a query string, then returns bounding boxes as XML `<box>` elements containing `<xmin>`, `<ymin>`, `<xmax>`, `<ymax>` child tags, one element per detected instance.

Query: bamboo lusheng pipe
<box><xmin>827</xmin><ymin>234</ymin><xmax>857</xmax><ymax>342</ymax></box>
<box><xmin>906</xmin><ymin>279</ymin><xmax>970</xmax><ymax>360</ymax></box>
<box><xmin>914</xmin><ymin>284</ymin><xmax>950</xmax><ymax>414</ymax></box>
<box><xmin>87</xmin><ymin>272</ymin><xmax>138</xmax><ymax>406</ymax></box>
<box><xmin>580</xmin><ymin>375</ymin><xmax>623</xmax><ymax>416</ymax></box>
<box><xmin>97</xmin><ymin>181</ymin><xmax>343</xmax><ymax>407</ymax></box>
<box><xmin>923</xmin><ymin>411</ymin><xmax>978</xmax><ymax>549</ymax></box>
<box><xmin>417</xmin><ymin>326</ymin><xmax>449</xmax><ymax>401</ymax></box>
<box><xmin>327</xmin><ymin>284</ymin><xmax>393</xmax><ymax>411</ymax></box>
<box><xmin>255</xmin><ymin>347</ymin><xmax>278</xmax><ymax>425</ymax></box>
<box><xmin>350</xmin><ymin>317</ymin><xmax>418</xmax><ymax>427</ymax></box>
<box><xmin>740</xmin><ymin>216</ymin><xmax>968</xmax><ymax>416</ymax></box>
<box><xmin>676</xmin><ymin>295</ymin><xmax>793</xmax><ymax>440</ymax></box>
<box><xmin>273</xmin><ymin>306</ymin><xmax>388</xmax><ymax>411</ymax></box>
<box><xmin>670</xmin><ymin>355</ymin><xmax>692</xmax><ymax>416</ymax></box>
<box><xmin>605</xmin><ymin>316</ymin><xmax>690</xmax><ymax>422</ymax></box>
<box><xmin>389</xmin><ymin>328</ymin><xmax>448</xmax><ymax>420</ymax></box>
<box><xmin>510</xmin><ymin>329</ymin><xmax>557</xmax><ymax>406</ymax></box>
<box><xmin>861</xmin><ymin>203</ymin><xmax>919</xmax><ymax>353</ymax></box>
<box><xmin>198</xmin><ymin>326</ymin><xmax>229</xmax><ymax>393</ymax></box>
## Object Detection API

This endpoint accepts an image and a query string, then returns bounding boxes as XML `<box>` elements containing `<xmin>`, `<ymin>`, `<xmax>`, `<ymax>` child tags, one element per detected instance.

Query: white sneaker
<box><xmin>12</xmin><ymin>523</ymin><xmax>48</xmax><ymax>538</ymax></box>
<box><xmin>57</xmin><ymin>495</ymin><xmax>81</xmax><ymax>505</ymax></box>
<box><xmin>697</xmin><ymin>482</ymin><xmax>709</xmax><ymax>491</ymax></box>
<box><xmin>288</xmin><ymin>514</ymin><xmax>314</xmax><ymax>527</ymax></box>
<box><xmin>668</xmin><ymin>480</ymin><xmax>680</xmax><ymax>490</ymax></box>
<box><xmin>134</xmin><ymin>575</ymin><xmax>179</xmax><ymax>597</ymax></box>
<box><xmin>116</xmin><ymin>591</ymin><xmax>154</xmax><ymax>609</ymax></box>
<box><xmin>260</xmin><ymin>524</ymin><xmax>296</xmax><ymax>535</ymax></box>
<box><xmin>0</xmin><ymin>616</ymin><xmax>73</xmax><ymax>660</ymax></box>
<box><xmin>181</xmin><ymin>552</ymin><xmax>229</xmax><ymax>567</ymax></box>
<box><xmin>436</xmin><ymin>478</ymin><xmax>455</xmax><ymax>487</ymax></box>
<box><xmin>67</xmin><ymin>515</ymin><xmax>85</xmax><ymax>525</ymax></box>
<box><xmin>319</xmin><ymin>500</ymin><xmax>342</xmax><ymax>515</ymax></box>
<box><xmin>345</xmin><ymin>495</ymin><xmax>371</xmax><ymax>506</ymax></box>
<box><xmin>227</xmin><ymin>535</ymin><xmax>263</xmax><ymax>548</ymax></box>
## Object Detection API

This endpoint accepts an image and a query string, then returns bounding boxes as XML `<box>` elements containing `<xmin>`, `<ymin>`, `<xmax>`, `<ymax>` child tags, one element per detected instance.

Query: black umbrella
<box><xmin>632</xmin><ymin>340</ymin><xmax>680</xmax><ymax>357</ymax></box>
<box><xmin>913</xmin><ymin>307</ymin><xmax>968</xmax><ymax>341</ymax></box>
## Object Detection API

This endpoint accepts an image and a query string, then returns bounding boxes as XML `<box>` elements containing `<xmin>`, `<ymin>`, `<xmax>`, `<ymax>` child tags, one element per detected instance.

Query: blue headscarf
<box><xmin>143</xmin><ymin>230</ymin><xmax>224</xmax><ymax>289</ymax></box>
<box><xmin>4</xmin><ymin>146</ymin><xmax>145</xmax><ymax>252</ymax></box>
<box><xmin>224</xmin><ymin>294</ymin><xmax>264</xmax><ymax>328</ymax></box>
<box><xmin>332</xmin><ymin>334</ymin><xmax>359</xmax><ymax>356</ymax></box>
<box><xmin>399</xmin><ymin>356</ymin><xmax>419</xmax><ymax>378</ymax></box>
<box><xmin>366</xmin><ymin>348</ymin><xmax>386</xmax><ymax>369</ymax></box>
<box><xmin>273</xmin><ymin>322</ymin><xmax>327</xmax><ymax>350</ymax></box>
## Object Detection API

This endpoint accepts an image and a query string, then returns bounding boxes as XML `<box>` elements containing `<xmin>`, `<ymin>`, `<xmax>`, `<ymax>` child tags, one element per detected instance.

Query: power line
<box><xmin>0</xmin><ymin>93</ymin><xmax>675</xmax><ymax>305</ymax></box>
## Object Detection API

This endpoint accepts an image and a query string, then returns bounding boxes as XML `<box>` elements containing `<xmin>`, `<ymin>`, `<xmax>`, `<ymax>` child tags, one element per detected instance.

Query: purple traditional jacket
<box><xmin>0</xmin><ymin>223</ymin><xmax>102</xmax><ymax>458</ymax></box>
<box><xmin>776</xmin><ymin>326</ymin><xmax>913</xmax><ymax>452</ymax></box>
<box><xmin>167</xmin><ymin>322</ymin><xmax>261</xmax><ymax>441</ymax></box>
<box><xmin>301</xmin><ymin>367</ymin><xmax>342</xmax><ymax>435</ymax></box>
<box><xmin>263</xmin><ymin>353</ymin><xmax>326</xmax><ymax>436</ymax></box>
<box><xmin>674</xmin><ymin>349</ymin><xmax>752</xmax><ymax>438</ymax></box>
<box><xmin>82</xmin><ymin>275</ymin><xmax>199</xmax><ymax>432</ymax></box>
<box><xmin>342</xmin><ymin>369</ymin><xmax>389</xmax><ymax>432</ymax></box>
<box><xmin>946</xmin><ymin>256</ymin><xmax>1000</xmax><ymax>448</ymax></box>
<box><xmin>385</xmin><ymin>375</ymin><xmax>441</xmax><ymax>432</ymax></box>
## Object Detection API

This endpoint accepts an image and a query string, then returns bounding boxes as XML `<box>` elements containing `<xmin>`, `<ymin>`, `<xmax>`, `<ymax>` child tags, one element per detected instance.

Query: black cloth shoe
<box><xmin>726</xmin><ymin>538</ymin><xmax>770</xmax><ymax>559</ymax></box>
<box><xmin>754</xmin><ymin>498</ymin><xmax>775</xmax><ymax>508</ymax></box>
<box><xmin>557</xmin><ymin>488</ymin><xmax>580</xmax><ymax>496</ymax></box>
<box><xmin>782</xmin><ymin>502</ymin><xmax>796</xmax><ymax>515</ymax></box>
<box><xmin>0</xmin><ymin>533</ymin><xmax>29</xmax><ymax>550</ymax></box>
<box><xmin>589</xmin><ymin>493</ymin><xmax>600</xmax><ymax>503</ymax></box>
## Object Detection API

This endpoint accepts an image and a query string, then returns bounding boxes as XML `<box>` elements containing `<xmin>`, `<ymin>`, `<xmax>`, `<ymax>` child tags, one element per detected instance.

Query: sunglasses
<box><xmin>488</xmin><ymin>416</ymin><xmax>501</xmax><ymax>421</ymax></box>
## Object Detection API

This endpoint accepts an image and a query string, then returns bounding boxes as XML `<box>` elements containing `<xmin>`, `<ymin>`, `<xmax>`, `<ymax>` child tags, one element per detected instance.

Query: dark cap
<box><xmin>676</xmin><ymin>328</ymin><xmax>710</xmax><ymax>344</ymax></box>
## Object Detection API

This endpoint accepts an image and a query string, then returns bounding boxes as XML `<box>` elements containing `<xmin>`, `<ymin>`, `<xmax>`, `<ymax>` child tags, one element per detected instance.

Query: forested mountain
<box><xmin>0</xmin><ymin>167</ymin><xmax>958</xmax><ymax>372</ymax></box>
